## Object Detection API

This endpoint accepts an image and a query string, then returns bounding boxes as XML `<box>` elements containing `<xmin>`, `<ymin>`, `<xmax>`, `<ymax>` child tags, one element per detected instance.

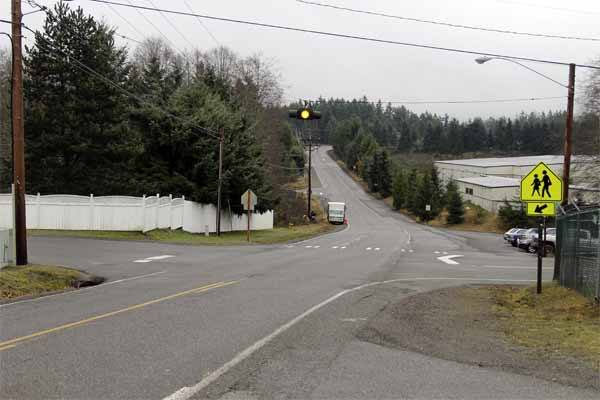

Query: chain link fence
<box><xmin>556</xmin><ymin>207</ymin><xmax>600</xmax><ymax>301</ymax></box>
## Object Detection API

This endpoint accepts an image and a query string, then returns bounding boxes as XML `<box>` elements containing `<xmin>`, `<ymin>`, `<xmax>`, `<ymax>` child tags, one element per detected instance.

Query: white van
<box><xmin>327</xmin><ymin>202</ymin><xmax>346</xmax><ymax>224</ymax></box>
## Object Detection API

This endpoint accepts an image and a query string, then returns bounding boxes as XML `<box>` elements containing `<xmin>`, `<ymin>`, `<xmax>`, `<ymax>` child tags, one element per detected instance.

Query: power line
<box><xmin>145</xmin><ymin>0</ymin><xmax>195</xmax><ymax>49</ymax></box>
<box><xmin>184</xmin><ymin>0</ymin><xmax>220</xmax><ymax>47</ymax></box>
<box><xmin>285</xmin><ymin>96</ymin><xmax>566</xmax><ymax>105</ymax></box>
<box><xmin>115</xmin><ymin>32</ymin><xmax>143</xmax><ymax>44</ymax></box>
<box><xmin>104</xmin><ymin>2</ymin><xmax>146</xmax><ymax>40</ymax></box>
<box><xmin>83</xmin><ymin>0</ymin><xmax>600</xmax><ymax>69</ymax></box>
<box><xmin>20</xmin><ymin>22</ymin><xmax>219</xmax><ymax>139</ymax></box>
<box><xmin>296</xmin><ymin>0</ymin><xmax>600</xmax><ymax>42</ymax></box>
<box><xmin>122</xmin><ymin>0</ymin><xmax>183</xmax><ymax>53</ymax></box>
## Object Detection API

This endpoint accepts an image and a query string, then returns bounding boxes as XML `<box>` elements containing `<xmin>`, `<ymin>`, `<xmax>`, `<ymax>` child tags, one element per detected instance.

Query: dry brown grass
<box><xmin>493</xmin><ymin>284</ymin><xmax>600</xmax><ymax>370</ymax></box>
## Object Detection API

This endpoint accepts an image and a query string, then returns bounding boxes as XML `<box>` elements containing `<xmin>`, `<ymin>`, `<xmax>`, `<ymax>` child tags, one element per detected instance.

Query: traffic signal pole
<box><xmin>288</xmin><ymin>105</ymin><xmax>321</xmax><ymax>221</ymax></box>
<box><xmin>307</xmin><ymin>123</ymin><xmax>312</xmax><ymax>219</ymax></box>
<box><xmin>12</xmin><ymin>0</ymin><xmax>27</xmax><ymax>265</ymax></box>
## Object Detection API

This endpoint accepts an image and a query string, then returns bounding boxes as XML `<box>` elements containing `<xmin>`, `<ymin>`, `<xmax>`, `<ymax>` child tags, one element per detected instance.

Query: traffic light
<box><xmin>289</xmin><ymin>107</ymin><xmax>321</xmax><ymax>120</ymax></box>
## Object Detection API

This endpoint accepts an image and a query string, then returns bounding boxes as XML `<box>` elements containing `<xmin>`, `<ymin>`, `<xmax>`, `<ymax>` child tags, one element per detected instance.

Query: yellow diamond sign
<box><xmin>520</xmin><ymin>162</ymin><xmax>562</xmax><ymax>202</ymax></box>
<box><xmin>526</xmin><ymin>202</ymin><xmax>556</xmax><ymax>217</ymax></box>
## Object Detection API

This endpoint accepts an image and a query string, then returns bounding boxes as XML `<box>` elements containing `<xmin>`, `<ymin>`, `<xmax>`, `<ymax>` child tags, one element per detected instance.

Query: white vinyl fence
<box><xmin>0</xmin><ymin>193</ymin><xmax>273</xmax><ymax>234</ymax></box>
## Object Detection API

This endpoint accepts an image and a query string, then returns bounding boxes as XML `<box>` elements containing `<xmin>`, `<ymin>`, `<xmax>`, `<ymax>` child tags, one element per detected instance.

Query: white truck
<box><xmin>327</xmin><ymin>202</ymin><xmax>346</xmax><ymax>225</ymax></box>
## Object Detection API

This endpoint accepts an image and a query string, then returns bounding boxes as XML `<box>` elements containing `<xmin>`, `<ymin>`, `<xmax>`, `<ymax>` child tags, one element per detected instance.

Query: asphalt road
<box><xmin>1</xmin><ymin>146</ymin><xmax>592</xmax><ymax>400</ymax></box>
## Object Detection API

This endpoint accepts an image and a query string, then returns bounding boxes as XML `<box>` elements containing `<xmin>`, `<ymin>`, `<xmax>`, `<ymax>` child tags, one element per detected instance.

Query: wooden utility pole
<box><xmin>216</xmin><ymin>128</ymin><xmax>224</xmax><ymax>236</ymax></box>
<box><xmin>555</xmin><ymin>63</ymin><xmax>576</xmax><ymax>282</ymax></box>
<box><xmin>562</xmin><ymin>63</ymin><xmax>575</xmax><ymax>206</ymax></box>
<box><xmin>12</xmin><ymin>0</ymin><xmax>27</xmax><ymax>265</ymax></box>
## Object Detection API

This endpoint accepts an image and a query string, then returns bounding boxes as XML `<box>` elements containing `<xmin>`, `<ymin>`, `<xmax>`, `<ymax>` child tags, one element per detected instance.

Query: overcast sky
<box><xmin>2</xmin><ymin>0</ymin><xmax>599</xmax><ymax>119</ymax></box>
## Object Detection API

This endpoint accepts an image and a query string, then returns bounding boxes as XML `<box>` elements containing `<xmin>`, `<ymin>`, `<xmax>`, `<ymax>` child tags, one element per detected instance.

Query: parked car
<box><xmin>517</xmin><ymin>228</ymin><xmax>538</xmax><ymax>252</ymax></box>
<box><xmin>531</xmin><ymin>227</ymin><xmax>556</xmax><ymax>255</ymax></box>
<box><xmin>503</xmin><ymin>228</ymin><xmax>520</xmax><ymax>243</ymax></box>
<box><xmin>509</xmin><ymin>228</ymin><xmax>528</xmax><ymax>247</ymax></box>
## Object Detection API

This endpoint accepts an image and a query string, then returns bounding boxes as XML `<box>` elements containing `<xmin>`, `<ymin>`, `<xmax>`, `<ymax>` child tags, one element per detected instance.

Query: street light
<box><xmin>475</xmin><ymin>55</ymin><xmax>575</xmax><ymax>207</ymax></box>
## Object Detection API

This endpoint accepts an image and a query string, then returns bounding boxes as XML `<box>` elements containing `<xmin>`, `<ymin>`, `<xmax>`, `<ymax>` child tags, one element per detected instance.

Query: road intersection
<box><xmin>1</xmin><ymin>147</ymin><xmax>590</xmax><ymax>399</ymax></box>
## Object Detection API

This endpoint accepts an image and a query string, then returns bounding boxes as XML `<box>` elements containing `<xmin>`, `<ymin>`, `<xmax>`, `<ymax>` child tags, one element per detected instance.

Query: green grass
<box><xmin>492</xmin><ymin>283</ymin><xmax>600</xmax><ymax>369</ymax></box>
<box><xmin>29</xmin><ymin>223</ymin><xmax>336</xmax><ymax>245</ymax></box>
<box><xmin>0</xmin><ymin>265</ymin><xmax>84</xmax><ymax>299</ymax></box>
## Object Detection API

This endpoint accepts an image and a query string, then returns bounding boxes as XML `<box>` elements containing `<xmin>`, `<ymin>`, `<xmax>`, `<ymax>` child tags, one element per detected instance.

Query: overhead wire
<box><xmin>122</xmin><ymin>0</ymin><xmax>183</xmax><ymax>53</ymax></box>
<box><xmin>104</xmin><ymin>2</ymin><xmax>146</xmax><ymax>40</ymax></box>
<box><xmin>82</xmin><ymin>0</ymin><xmax>600</xmax><ymax>69</ymax></box>
<box><xmin>295</xmin><ymin>0</ymin><xmax>600</xmax><ymax>42</ymax></box>
<box><xmin>286</xmin><ymin>96</ymin><xmax>567</xmax><ymax>105</ymax></box>
<box><xmin>183</xmin><ymin>0</ymin><xmax>221</xmax><ymax>47</ymax></box>
<box><xmin>145</xmin><ymin>0</ymin><xmax>195</xmax><ymax>50</ymax></box>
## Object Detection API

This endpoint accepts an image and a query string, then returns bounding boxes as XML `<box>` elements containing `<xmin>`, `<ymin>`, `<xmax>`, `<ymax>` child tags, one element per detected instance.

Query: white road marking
<box><xmin>146</xmin><ymin>255</ymin><xmax>175</xmax><ymax>260</ymax></box>
<box><xmin>133</xmin><ymin>259</ymin><xmax>153</xmax><ymax>263</ymax></box>
<box><xmin>341</xmin><ymin>246</ymin><xmax>347</xmax><ymax>249</ymax></box>
<box><xmin>401</xmin><ymin>249</ymin><xmax>405</xmax><ymax>252</ymax></box>
<box><xmin>443</xmin><ymin>251</ymin><xmax>448</xmax><ymax>254</ymax></box>
<box><xmin>340</xmin><ymin>318</ymin><xmax>367</xmax><ymax>322</ymax></box>
<box><xmin>408</xmin><ymin>250</ymin><xmax>414</xmax><ymax>253</ymax></box>
<box><xmin>481</xmin><ymin>265</ymin><xmax>538</xmax><ymax>269</ymax></box>
<box><xmin>162</xmin><ymin>276</ymin><xmax>537</xmax><ymax>400</ymax></box>
<box><xmin>434</xmin><ymin>251</ymin><xmax>440</xmax><ymax>254</ymax></box>
<box><xmin>286</xmin><ymin>245</ymin><xmax>295</xmax><ymax>248</ymax></box>
<box><xmin>375</xmin><ymin>248</ymin><xmax>380</xmax><ymax>251</ymax></box>
<box><xmin>0</xmin><ymin>271</ymin><xmax>167</xmax><ymax>308</ymax></box>
<box><xmin>313</xmin><ymin>245</ymin><xmax>321</xmax><ymax>249</ymax></box>
<box><xmin>332</xmin><ymin>246</ymin><xmax>339</xmax><ymax>249</ymax></box>
<box><xmin>437</xmin><ymin>255</ymin><xmax>464</xmax><ymax>265</ymax></box>
<box><xmin>305</xmin><ymin>245</ymin><xmax>313</xmax><ymax>248</ymax></box>
<box><xmin>366</xmin><ymin>247</ymin><xmax>372</xmax><ymax>251</ymax></box>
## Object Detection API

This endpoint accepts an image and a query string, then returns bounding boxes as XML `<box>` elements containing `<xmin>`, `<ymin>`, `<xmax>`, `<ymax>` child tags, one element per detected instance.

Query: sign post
<box><xmin>521</xmin><ymin>162</ymin><xmax>563</xmax><ymax>294</ymax></box>
<box><xmin>241</xmin><ymin>189</ymin><xmax>257</xmax><ymax>243</ymax></box>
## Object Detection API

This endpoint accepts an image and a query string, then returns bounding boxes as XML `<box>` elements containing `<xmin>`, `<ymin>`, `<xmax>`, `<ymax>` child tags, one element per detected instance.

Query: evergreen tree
<box><xmin>414</xmin><ymin>172</ymin><xmax>434</xmax><ymax>221</ymax></box>
<box><xmin>430</xmin><ymin>165</ymin><xmax>443</xmax><ymax>216</ymax></box>
<box><xmin>24</xmin><ymin>3</ymin><xmax>134</xmax><ymax>195</ymax></box>
<box><xmin>392</xmin><ymin>171</ymin><xmax>407</xmax><ymax>210</ymax></box>
<box><xmin>446</xmin><ymin>180</ymin><xmax>464</xmax><ymax>224</ymax></box>
<box><xmin>406</xmin><ymin>168</ymin><xmax>418</xmax><ymax>213</ymax></box>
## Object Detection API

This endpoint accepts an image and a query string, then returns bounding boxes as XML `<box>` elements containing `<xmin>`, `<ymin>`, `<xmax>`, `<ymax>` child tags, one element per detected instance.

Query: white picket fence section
<box><xmin>0</xmin><ymin>193</ymin><xmax>273</xmax><ymax>234</ymax></box>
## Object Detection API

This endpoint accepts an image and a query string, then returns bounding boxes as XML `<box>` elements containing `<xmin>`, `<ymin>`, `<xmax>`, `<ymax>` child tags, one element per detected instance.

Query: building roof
<box><xmin>456</xmin><ymin>176</ymin><xmax>520</xmax><ymax>188</ymax></box>
<box><xmin>435</xmin><ymin>155</ymin><xmax>569</xmax><ymax>168</ymax></box>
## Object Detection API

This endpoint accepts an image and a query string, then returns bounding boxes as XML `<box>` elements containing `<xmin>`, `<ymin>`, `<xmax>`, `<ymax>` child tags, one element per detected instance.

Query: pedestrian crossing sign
<box><xmin>520</xmin><ymin>162</ymin><xmax>562</xmax><ymax>202</ymax></box>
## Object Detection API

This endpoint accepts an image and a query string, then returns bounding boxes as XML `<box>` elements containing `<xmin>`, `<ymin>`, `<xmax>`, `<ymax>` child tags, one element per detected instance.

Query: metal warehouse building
<box><xmin>454</xmin><ymin>176</ymin><xmax>520</xmax><ymax>213</ymax></box>
<box><xmin>436</xmin><ymin>155</ymin><xmax>598</xmax><ymax>213</ymax></box>
<box><xmin>434</xmin><ymin>155</ymin><xmax>577</xmax><ymax>185</ymax></box>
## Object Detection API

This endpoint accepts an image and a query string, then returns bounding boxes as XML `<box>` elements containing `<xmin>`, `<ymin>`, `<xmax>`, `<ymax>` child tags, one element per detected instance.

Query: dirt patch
<box><xmin>356</xmin><ymin>285</ymin><xmax>600</xmax><ymax>390</ymax></box>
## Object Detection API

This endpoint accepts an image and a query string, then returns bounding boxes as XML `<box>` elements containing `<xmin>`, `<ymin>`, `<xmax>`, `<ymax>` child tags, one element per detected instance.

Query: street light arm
<box><xmin>477</xmin><ymin>56</ymin><xmax>569</xmax><ymax>89</ymax></box>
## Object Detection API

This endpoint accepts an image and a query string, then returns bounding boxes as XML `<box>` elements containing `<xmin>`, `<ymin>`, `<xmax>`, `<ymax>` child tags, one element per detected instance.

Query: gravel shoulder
<box><xmin>356</xmin><ymin>285</ymin><xmax>600</xmax><ymax>391</ymax></box>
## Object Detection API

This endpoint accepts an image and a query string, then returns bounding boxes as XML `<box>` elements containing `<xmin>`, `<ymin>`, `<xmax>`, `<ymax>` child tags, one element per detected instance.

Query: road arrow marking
<box><xmin>437</xmin><ymin>255</ymin><xmax>464</xmax><ymax>265</ymax></box>
<box><xmin>146</xmin><ymin>255</ymin><xmax>175</xmax><ymax>260</ymax></box>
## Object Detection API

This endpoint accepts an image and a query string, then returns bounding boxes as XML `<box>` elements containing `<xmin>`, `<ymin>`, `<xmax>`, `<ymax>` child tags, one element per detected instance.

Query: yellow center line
<box><xmin>0</xmin><ymin>280</ymin><xmax>238</xmax><ymax>351</ymax></box>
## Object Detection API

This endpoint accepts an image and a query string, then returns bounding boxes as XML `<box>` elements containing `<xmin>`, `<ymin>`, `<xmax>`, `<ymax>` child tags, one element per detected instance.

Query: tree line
<box><xmin>0</xmin><ymin>3</ymin><xmax>305</xmax><ymax>215</ymax></box>
<box><xmin>314</xmin><ymin>97</ymin><xmax>598</xmax><ymax>156</ymax></box>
